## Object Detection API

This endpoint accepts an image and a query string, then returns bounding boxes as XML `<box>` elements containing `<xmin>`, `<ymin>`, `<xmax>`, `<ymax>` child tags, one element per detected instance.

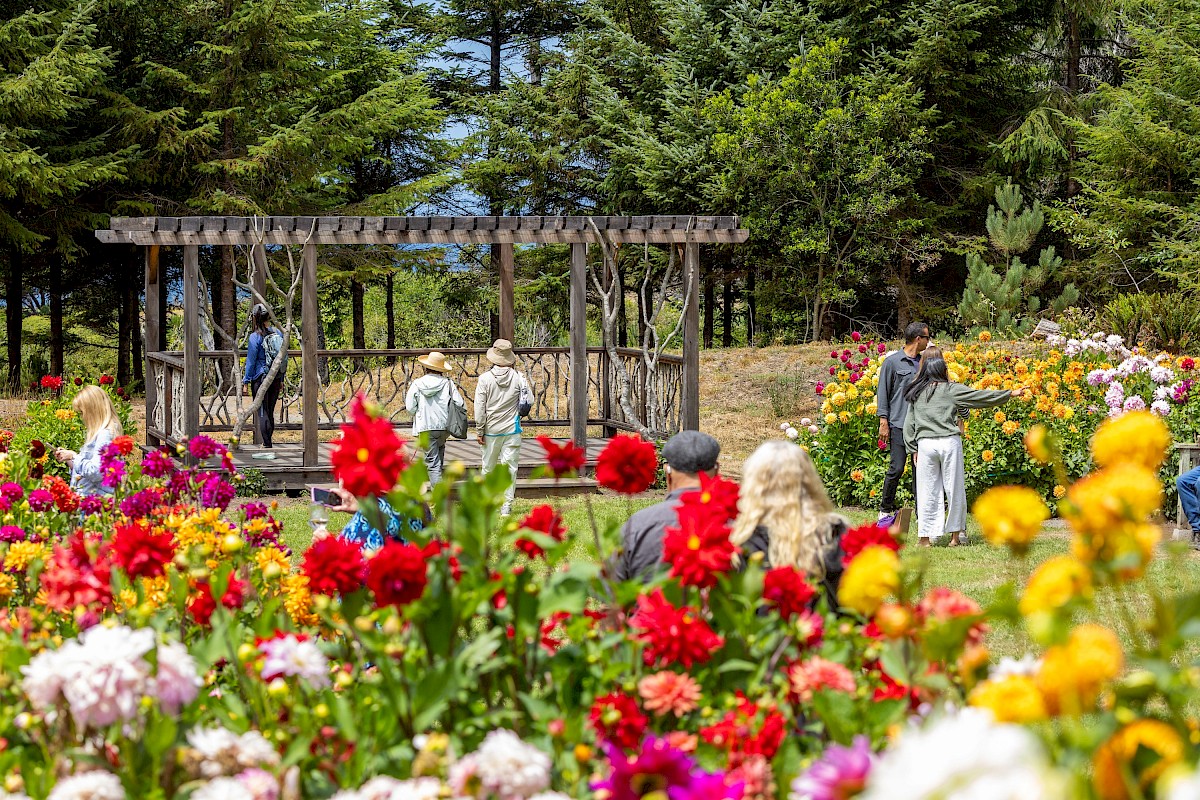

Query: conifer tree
<box><xmin>959</xmin><ymin>182</ymin><xmax>1079</xmax><ymax>333</ymax></box>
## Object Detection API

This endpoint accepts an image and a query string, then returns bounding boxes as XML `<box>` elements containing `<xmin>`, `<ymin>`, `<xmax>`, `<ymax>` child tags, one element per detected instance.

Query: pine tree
<box><xmin>959</xmin><ymin>182</ymin><xmax>1079</xmax><ymax>333</ymax></box>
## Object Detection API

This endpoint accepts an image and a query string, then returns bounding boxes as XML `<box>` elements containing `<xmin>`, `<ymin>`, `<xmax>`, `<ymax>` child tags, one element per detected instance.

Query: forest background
<box><xmin>5</xmin><ymin>0</ymin><xmax>1200</xmax><ymax>388</ymax></box>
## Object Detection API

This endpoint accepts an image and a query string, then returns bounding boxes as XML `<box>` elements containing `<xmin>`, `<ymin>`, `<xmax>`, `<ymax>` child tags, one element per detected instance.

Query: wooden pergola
<box><xmin>96</xmin><ymin>215</ymin><xmax>748</xmax><ymax>488</ymax></box>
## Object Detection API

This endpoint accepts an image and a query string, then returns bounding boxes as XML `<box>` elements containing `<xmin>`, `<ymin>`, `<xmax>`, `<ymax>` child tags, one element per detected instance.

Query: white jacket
<box><xmin>406</xmin><ymin>374</ymin><xmax>465</xmax><ymax>434</ymax></box>
<box><xmin>474</xmin><ymin>366</ymin><xmax>529</xmax><ymax>436</ymax></box>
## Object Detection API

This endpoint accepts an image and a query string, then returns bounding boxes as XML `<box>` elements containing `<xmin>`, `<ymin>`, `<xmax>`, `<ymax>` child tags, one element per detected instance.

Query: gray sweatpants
<box><xmin>915</xmin><ymin>435</ymin><xmax>966</xmax><ymax>541</ymax></box>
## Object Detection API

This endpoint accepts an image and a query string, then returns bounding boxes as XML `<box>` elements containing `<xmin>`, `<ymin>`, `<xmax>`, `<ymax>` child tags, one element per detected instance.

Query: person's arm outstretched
<box><xmin>950</xmin><ymin>384</ymin><xmax>1016</xmax><ymax>409</ymax></box>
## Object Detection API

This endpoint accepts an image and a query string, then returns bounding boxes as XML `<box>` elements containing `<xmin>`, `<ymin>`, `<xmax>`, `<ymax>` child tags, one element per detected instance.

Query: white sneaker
<box><xmin>500</xmin><ymin>504</ymin><xmax>512</xmax><ymax>517</ymax></box>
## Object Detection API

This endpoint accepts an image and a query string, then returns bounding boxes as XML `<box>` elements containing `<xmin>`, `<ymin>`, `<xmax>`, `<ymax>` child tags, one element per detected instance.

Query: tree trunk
<box><xmin>722</xmin><ymin>276</ymin><xmax>734</xmax><ymax>347</ymax></box>
<box><xmin>6</xmin><ymin>249</ymin><xmax>22</xmax><ymax>391</ymax></box>
<box><xmin>117</xmin><ymin>288</ymin><xmax>131</xmax><ymax>386</ymax></box>
<box><xmin>745</xmin><ymin>266</ymin><xmax>756</xmax><ymax>346</ymax></box>
<box><xmin>702</xmin><ymin>269</ymin><xmax>715</xmax><ymax>349</ymax></box>
<box><xmin>131</xmin><ymin>282</ymin><xmax>143</xmax><ymax>385</ymax></box>
<box><xmin>351</xmin><ymin>279</ymin><xmax>366</xmax><ymax>349</ymax></box>
<box><xmin>1064</xmin><ymin>5</ymin><xmax>1082</xmax><ymax>198</ymax></box>
<box><xmin>49</xmin><ymin>257</ymin><xmax>63</xmax><ymax>376</ymax></box>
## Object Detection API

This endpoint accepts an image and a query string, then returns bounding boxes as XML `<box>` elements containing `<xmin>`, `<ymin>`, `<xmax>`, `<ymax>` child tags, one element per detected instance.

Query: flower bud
<box><xmin>573</xmin><ymin>744</ymin><xmax>592</xmax><ymax>763</ymax></box>
<box><xmin>267</xmin><ymin>678</ymin><xmax>289</xmax><ymax>697</ymax></box>
<box><xmin>220</xmin><ymin>534</ymin><xmax>243</xmax><ymax>554</ymax></box>
<box><xmin>237</xmin><ymin>643</ymin><xmax>258</xmax><ymax>662</ymax></box>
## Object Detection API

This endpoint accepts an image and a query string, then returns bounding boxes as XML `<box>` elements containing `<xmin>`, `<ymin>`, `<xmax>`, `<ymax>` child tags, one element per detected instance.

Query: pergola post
<box><xmin>248</xmin><ymin>245</ymin><xmax>269</xmax><ymax>445</ymax></box>
<box><xmin>182</xmin><ymin>245</ymin><xmax>201</xmax><ymax>444</ymax></box>
<box><xmin>499</xmin><ymin>243</ymin><xmax>515</xmax><ymax>342</ymax></box>
<box><xmin>301</xmin><ymin>243</ymin><xmax>319</xmax><ymax>467</ymax></box>
<box><xmin>570</xmin><ymin>242</ymin><xmax>588</xmax><ymax>448</ymax></box>
<box><xmin>682</xmin><ymin>242</ymin><xmax>701</xmax><ymax>431</ymax></box>
<box><xmin>144</xmin><ymin>245</ymin><xmax>161</xmax><ymax>446</ymax></box>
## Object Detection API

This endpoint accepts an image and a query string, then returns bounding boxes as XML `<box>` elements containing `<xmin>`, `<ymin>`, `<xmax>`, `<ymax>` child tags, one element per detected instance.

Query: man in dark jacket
<box><xmin>614</xmin><ymin>431</ymin><xmax>721</xmax><ymax>582</ymax></box>
<box><xmin>875</xmin><ymin>321</ymin><xmax>930</xmax><ymax>526</ymax></box>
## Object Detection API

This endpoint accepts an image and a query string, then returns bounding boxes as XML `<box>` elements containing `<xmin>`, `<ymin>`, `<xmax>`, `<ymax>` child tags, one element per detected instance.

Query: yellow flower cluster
<box><xmin>838</xmin><ymin>546</ymin><xmax>899</xmax><ymax>616</ymax></box>
<box><xmin>3</xmin><ymin>541</ymin><xmax>49</xmax><ymax>572</ymax></box>
<box><xmin>54</xmin><ymin>409</ymin><xmax>75</xmax><ymax>421</ymax></box>
<box><xmin>1019</xmin><ymin>555</ymin><xmax>1092</xmax><ymax>617</ymax></box>
<box><xmin>281</xmin><ymin>573</ymin><xmax>318</xmax><ymax>627</ymax></box>
<box><xmin>255</xmin><ymin>546</ymin><xmax>291</xmax><ymax>578</ymax></box>
<box><xmin>0</xmin><ymin>573</ymin><xmax>16</xmax><ymax>601</ymax></box>
<box><xmin>972</xmin><ymin>486</ymin><xmax>1049</xmax><ymax>555</ymax></box>
<box><xmin>1036</xmin><ymin>624</ymin><xmax>1123</xmax><ymax>716</ymax></box>
<box><xmin>1092</xmin><ymin>720</ymin><xmax>1184</xmax><ymax>800</ymax></box>
<box><xmin>1091</xmin><ymin>410</ymin><xmax>1171</xmax><ymax>472</ymax></box>
<box><xmin>968</xmin><ymin>674</ymin><xmax>1046</xmax><ymax>723</ymax></box>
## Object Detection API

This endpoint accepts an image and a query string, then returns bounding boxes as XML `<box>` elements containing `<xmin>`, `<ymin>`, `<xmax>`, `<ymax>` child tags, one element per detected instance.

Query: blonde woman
<box><xmin>53</xmin><ymin>386</ymin><xmax>124</xmax><ymax>496</ymax></box>
<box><xmin>731</xmin><ymin>440</ymin><xmax>849</xmax><ymax>604</ymax></box>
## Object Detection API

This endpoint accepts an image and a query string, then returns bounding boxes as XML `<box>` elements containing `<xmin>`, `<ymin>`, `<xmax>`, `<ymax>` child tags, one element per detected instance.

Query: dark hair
<box><xmin>250</xmin><ymin>304</ymin><xmax>270</xmax><ymax>332</ymax></box>
<box><xmin>904</xmin><ymin>321</ymin><xmax>930</xmax><ymax>344</ymax></box>
<box><xmin>904</xmin><ymin>355</ymin><xmax>950</xmax><ymax>403</ymax></box>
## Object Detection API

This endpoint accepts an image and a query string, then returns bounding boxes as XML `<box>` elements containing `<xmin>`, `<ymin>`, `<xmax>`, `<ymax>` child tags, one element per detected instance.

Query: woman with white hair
<box><xmin>730</xmin><ymin>440</ymin><xmax>848</xmax><ymax>604</ymax></box>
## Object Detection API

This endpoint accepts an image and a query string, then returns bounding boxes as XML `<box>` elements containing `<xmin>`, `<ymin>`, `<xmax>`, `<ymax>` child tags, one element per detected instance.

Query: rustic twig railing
<box><xmin>98</xmin><ymin>214</ymin><xmax>748</xmax><ymax>468</ymax></box>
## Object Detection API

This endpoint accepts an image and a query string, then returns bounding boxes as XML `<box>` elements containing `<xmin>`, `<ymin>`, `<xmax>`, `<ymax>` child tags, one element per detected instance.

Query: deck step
<box><xmin>305</xmin><ymin>477</ymin><xmax>597</xmax><ymax>500</ymax></box>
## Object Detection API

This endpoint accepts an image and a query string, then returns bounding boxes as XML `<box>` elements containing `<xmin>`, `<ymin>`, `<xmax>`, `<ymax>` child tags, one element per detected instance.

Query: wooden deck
<box><xmin>225</xmin><ymin>437</ymin><xmax>608</xmax><ymax>494</ymax></box>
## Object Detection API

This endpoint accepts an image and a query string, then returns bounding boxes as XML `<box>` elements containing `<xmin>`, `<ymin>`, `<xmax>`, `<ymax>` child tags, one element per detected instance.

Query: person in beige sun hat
<box><xmin>475</xmin><ymin>339</ymin><xmax>532</xmax><ymax>515</ymax></box>
<box><xmin>406</xmin><ymin>351</ymin><xmax>465</xmax><ymax>484</ymax></box>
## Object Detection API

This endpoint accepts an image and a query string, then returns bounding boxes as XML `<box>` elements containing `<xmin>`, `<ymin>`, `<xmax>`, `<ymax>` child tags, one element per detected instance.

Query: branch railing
<box><xmin>144</xmin><ymin>347</ymin><xmax>685</xmax><ymax>448</ymax></box>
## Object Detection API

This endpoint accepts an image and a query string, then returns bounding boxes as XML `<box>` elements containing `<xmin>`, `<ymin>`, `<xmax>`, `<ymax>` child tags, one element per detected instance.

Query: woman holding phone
<box><xmin>312</xmin><ymin>485</ymin><xmax>428</xmax><ymax>550</ymax></box>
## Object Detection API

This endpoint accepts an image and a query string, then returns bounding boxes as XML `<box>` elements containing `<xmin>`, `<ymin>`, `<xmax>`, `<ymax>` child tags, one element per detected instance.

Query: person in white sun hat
<box><xmin>406</xmin><ymin>351</ymin><xmax>465</xmax><ymax>485</ymax></box>
<box><xmin>474</xmin><ymin>339</ymin><xmax>532</xmax><ymax>516</ymax></box>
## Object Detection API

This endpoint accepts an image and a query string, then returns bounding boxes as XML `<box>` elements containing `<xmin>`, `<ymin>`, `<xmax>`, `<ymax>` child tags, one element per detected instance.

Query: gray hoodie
<box><xmin>406</xmin><ymin>374</ymin><xmax>466</xmax><ymax>434</ymax></box>
<box><xmin>474</xmin><ymin>366</ymin><xmax>529</xmax><ymax>436</ymax></box>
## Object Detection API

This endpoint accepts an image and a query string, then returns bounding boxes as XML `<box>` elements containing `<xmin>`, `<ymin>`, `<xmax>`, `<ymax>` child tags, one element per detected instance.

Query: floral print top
<box><xmin>71</xmin><ymin>429</ymin><xmax>116</xmax><ymax>497</ymax></box>
<box><xmin>337</xmin><ymin>498</ymin><xmax>427</xmax><ymax>551</ymax></box>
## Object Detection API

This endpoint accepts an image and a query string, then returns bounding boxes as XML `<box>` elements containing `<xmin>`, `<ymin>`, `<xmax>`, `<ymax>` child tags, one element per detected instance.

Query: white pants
<box><xmin>481</xmin><ymin>434</ymin><xmax>522</xmax><ymax>511</ymax></box>
<box><xmin>915</xmin><ymin>436</ymin><xmax>966</xmax><ymax>540</ymax></box>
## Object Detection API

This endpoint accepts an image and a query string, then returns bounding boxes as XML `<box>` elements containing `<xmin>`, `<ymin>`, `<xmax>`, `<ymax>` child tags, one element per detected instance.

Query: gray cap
<box><xmin>661</xmin><ymin>430</ymin><xmax>720</xmax><ymax>474</ymax></box>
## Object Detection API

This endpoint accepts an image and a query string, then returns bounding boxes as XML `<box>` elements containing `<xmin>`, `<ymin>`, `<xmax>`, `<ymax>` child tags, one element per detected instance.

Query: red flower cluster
<box><xmin>41</xmin><ymin>533</ymin><xmax>113</xmax><ymax>612</ymax></box>
<box><xmin>41</xmin><ymin>475</ymin><xmax>78</xmax><ymax>513</ymax></box>
<box><xmin>588</xmin><ymin>691</ymin><xmax>648</xmax><ymax>750</ymax></box>
<box><xmin>630</xmin><ymin>589</ymin><xmax>724</xmax><ymax>668</ymax></box>
<box><xmin>516</xmin><ymin>504</ymin><xmax>567</xmax><ymax>558</ymax></box>
<box><xmin>29</xmin><ymin>440</ymin><xmax>46</xmax><ymax>460</ymax></box>
<box><xmin>700</xmin><ymin>693</ymin><xmax>786</xmax><ymax>765</ymax></box>
<box><xmin>39</xmin><ymin>375</ymin><xmax>63</xmax><ymax>391</ymax></box>
<box><xmin>331</xmin><ymin>395</ymin><xmax>408</xmax><ymax>498</ymax></box>
<box><xmin>302</xmin><ymin>537</ymin><xmax>367</xmax><ymax>596</ymax></box>
<box><xmin>595</xmin><ymin>434</ymin><xmax>658</xmax><ymax>494</ymax></box>
<box><xmin>539</xmin><ymin>611</ymin><xmax>571</xmax><ymax>654</ymax></box>
<box><xmin>1183</xmin><ymin>357</ymin><xmax>1196</xmax><ymax>371</ymax></box>
<box><xmin>536</xmin><ymin>436</ymin><xmax>587</xmax><ymax>478</ymax></box>
<box><xmin>366</xmin><ymin>541</ymin><xmax>430</xmax><ymax>608</ymax></box>
<box><xmin>677</xmin><ymin>473</ymin><xmax>741</xmax><ymax>523</ymax></box>
<box><xmin>99</xmin><ymin>374</ymin><xmax>114</xmax><ymax>385</ymax></box>
<box><xmin>111</xmin><ymin>521</ymin><xmax>175</xmax><ymax>579</ymax></box>
<box><xmin>188</xmin><ymin>574</ymin><xmax>248</xmax><ymax>626</ymax></box>
<box><xmin>661</xmin><ymin>510</ymin><xmax>735</xmax><ymax>588</ymax></box>
<box><xmin>0</xmin><ymin>430</ymin><xmax>12</xmax><ymax>454</ymax></box>
<box><xmin>761</xmin><ymin>566</ymin><xmax>816</xmax><ymax>619</ymax></box>
<box><xmin>112</xmin><ymin>435</ymin><xmax>135</xmax><ymax>456</ymax></box>
<box><xmin>917</xmin><ymin>587</ymin><xmax>987</xmax><ymax>645</ymax></box>
<box><xmin>841</xmin><ymin>523</ymin><xmax>900</xmax><ymax>566</ymax></box>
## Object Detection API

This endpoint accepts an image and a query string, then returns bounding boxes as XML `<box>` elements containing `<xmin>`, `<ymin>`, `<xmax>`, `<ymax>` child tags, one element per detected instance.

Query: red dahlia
<box><xmin>366</xmin><ymin>541</ymin><xmax>429</xmax><ymax>608</ymax></box>
<box><xmin>588</xmin><ymin>691</ymin><xmax>648</xmax><ymax>750</ymax></box>
<box><xmin>301</xmin><ymin>536</ymin><xmax>367</xmax><ymax>596</ymax></box>
<box><xmin>630</xmin><ymin>589</ymin><xmax>723</xmax><ymax>668</ymax></box>
<box><xmin>331</xmin><ymin>394</ymin><xmax>408</xmax><ymax>498</ymax></box>
<box><xmin>761</xmin><ymin>566</ymin><xmax>817</xmax><ymax>619</ymax></box>
<box><xmin>188</xmin><ymin>574</ymin><xmax>248</xmax><ymax>626</ymax></box>
<box><xmin>516</xmin><ymin>504</ymin><xmax>566</xmax><ymax>558</ymax></box>
<box><xmin>700</xmin><ymin>694</ymin><xmax>786</xmax><ymax>763</ymax></box>
<box><xmin>41</xmin><ymin>532</ymin><xmax>113</xmax><ymax>613</ymax></box>
<box><xmin>111</xmin><ymin>521</ymin><xmax>176</xmax><ymax>579</ymax></box>
<box><xmin>840</xmin><ymin>523</ymin><xmax>900</xmax><ymax>566</ymax></box>
<box><xmin>39</xmin><ymin>376</ymin><xmax>63</xmax><ymax>391</ymax></box>
<box><xmin>661</xmin><ymin>507</ymin><xmax>735</xmax><ymax>588</ymax></box>
<box><xmin>41</xmin><ymin>475</ymin><xmax>79</xmax><ymax>513</ymax></box>
<box><xmin>99</xmin><ymin>375</ymin><xmax>114</xmax><ymax>385</ymax></box>
<box><xmin>676</xmin><ymin>472</ymin><xmax>741</xmax><ymax>523</ymax></box>
<box><xmin>112</xmin><ymin>435</ymin><xmax>135</xmax><ymax>456</ymax></box>
<box><xmin>536</xmin><ymin>435</ymin><xmax>587</xmax><ymax>478</ymax></box>
<box><xmin>595</xmin><ymin>434</ymin><xmax>658</xmax><ymax>494</ymax></box>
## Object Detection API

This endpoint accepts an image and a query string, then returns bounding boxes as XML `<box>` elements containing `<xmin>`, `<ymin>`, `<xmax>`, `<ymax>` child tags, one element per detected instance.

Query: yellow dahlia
<box><xmin>969</xmin><ymin>675</ymin><xmax>1046</xmax><ymax>723</ymax></box>
<box><xmin>0</xmin><ymin>572</ymin><xmax>16</xmax><ymax>601</ymax></box>
<box><xmin>973</xmin><ymin>486</ymin><xmax>1049</xmax><ymax>555</ymax></box>
<box><xmin>1091</xmin><ymin>410</ymin><xmax>1171</xmax><ymax>472</ymax></box>
<box><xmin>1092</xmin><ymin>720</ymin><xmax>1184</xmax><ymax>800</ymax></box>
<box><xmin>1019</xmin><ymin>555</ymin><xmax>1092</xmax><ymax>616</ymax></box>
<box><xmin>838</xmin><ymin>545</ymin><xmax>900</xmax><ymax>617</ymax></box>
<box><xmin>1037</xmin><ymin>623</ymin><xmax>1123</xmax><ymax>716</ymax></box>
<box><xmin>4</xmin><ymin>541</ymin><xmax>48</xmax><ymax>572</ymax></box>
<box><xmin>981</xmin><ymin>450</ymin><xmax>994</xmax><ymax>462</ymax></box>
<box><xmin>1002</xmin><ymin>420</ymin><xmax>1020</xmax><ymax>436</ymax></box>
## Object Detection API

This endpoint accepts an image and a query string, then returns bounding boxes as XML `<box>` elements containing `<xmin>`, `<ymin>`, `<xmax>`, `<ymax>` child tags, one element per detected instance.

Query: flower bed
<box><xmin>0</xmin><ymin>392</ymin><xmax>1196</xmax><ymax>799</ymax></box>
<box><xmin>786</xmin><ymin>331</ymin><xmax>1200</xmax><ymax>510</ymax></box>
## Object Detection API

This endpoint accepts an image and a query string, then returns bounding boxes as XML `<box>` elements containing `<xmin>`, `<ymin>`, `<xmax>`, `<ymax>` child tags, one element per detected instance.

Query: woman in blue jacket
<box><xmin>242</xmin><ymin>303</ymin><xmax>287</xmax><ymax>449</ymax></box>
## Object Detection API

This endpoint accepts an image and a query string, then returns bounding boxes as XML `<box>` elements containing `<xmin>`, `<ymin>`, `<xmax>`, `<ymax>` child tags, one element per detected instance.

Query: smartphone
<box><xmin>310</xmin><ymin>486</ymin><xmax>336</xmax><ymax>507</ymax></box>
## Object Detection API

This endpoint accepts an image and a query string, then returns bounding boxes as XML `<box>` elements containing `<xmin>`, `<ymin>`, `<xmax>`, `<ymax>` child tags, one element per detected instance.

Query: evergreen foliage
<box><xmin>959</xmin><ymin>182</ymin><xmax>1079</xmax><ymax>334</ymax></box>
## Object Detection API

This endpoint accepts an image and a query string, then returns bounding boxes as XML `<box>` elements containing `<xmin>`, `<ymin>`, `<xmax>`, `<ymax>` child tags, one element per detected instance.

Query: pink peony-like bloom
<box><xmin>258</xmin><ymin>633</ymin><xmax>330</xmax><ymax>689</ymax></box>
<box><xmin>236</xmin><ymin>769</ymin><xmax>280</xmax><ymax>800</ymax></box>
<box><xmin>788</xmin><ymin>657</ymin><xmax>856</xmax><ymax>704</ymax></box>
<box><xmin>28</xmin><ymin>488</ymin><xmax>53</xmax><ymax>512</ymax></box>
<box><xmin>851</xmin><ymin>331</ymin><xmax>862</xmax><ymax>342</ymax></box>
<box><xmin>791</xmin><ymin>735</ymin><xmax>874</xmax><ymax>800</ymax></box>
<box><xmin>638</xmin><ymin>671</ymin><xmax>702</xmax><ymax>717</ymax></box>
<box><xmin>155</xmin><ymin>640</ymin><xmax>202</xmax><ymax>714</ymax></box>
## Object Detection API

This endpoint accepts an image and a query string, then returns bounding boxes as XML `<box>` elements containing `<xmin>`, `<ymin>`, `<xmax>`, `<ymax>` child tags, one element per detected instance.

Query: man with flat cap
<box><xmin>614</xmin><ymin>430</ymin><xmax>721</xmax><ymax>582</ymax></box>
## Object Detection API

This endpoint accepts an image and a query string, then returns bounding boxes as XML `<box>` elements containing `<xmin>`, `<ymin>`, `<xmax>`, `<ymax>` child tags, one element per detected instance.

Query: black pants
<box><xmin>881</xmin><ymin>425</ymin><xmax>911</xmax><ymax>514</ymax></box>
<box><xmin>251</xmin><ymin>376</ymin><xmax>282</xmax><ymax>448</ymax></box>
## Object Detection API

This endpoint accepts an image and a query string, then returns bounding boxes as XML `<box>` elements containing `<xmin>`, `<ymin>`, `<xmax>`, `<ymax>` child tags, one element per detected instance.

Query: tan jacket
<box><xmin>474</xmin><ymin>366</ymin><xmax>529</xmax><ymax>436</ymax></box>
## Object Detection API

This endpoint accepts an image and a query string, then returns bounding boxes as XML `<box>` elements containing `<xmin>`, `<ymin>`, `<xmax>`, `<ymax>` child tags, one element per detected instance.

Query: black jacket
<box><xmin>742</xmin><ymin>517</ymin><xmax>848</xmax><ymax>609</ymax></box>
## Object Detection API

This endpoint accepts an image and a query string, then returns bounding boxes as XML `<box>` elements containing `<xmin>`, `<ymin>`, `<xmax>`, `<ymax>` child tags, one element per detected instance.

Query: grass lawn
<box><xmin>266</xmin><ymin>492</ymin><xmax>1200</xmax><ymax>659</ymax></box>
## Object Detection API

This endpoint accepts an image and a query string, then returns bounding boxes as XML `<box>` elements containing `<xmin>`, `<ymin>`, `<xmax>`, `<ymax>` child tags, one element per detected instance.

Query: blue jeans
<box><xmin>1178</xmin><ymin>465</ymin><xmax>1200</xmax><ymax>531</ymax></box>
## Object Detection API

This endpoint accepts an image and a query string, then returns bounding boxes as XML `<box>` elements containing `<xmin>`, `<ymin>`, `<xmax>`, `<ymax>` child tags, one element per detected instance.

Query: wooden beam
<box><xmin>301</xmin><ymin>243</ymin><xmax>319</xmax><ymax>467</ymax></box>
<box><xmin>144</xmin><ymin>246</ymin><xmax>161</xmax><ymax>447</ymax></box>
<box><xmin>498</xmin><ymin>243</ymin><xmax>515</xmax><ymax>342</ymax></box>
<box><xmin>97</xmin><ymin>228</ymin><xmax>750</xmax><ymax>247</ymax></box>
<box><xmin>570</xmin><ymin>243</ymin><xmax>588</xmax><ymax>448</ymax></box>
<box><xmin>682</xmin><ymin>242</ymin><xmax>701</xmax><ymax>431</ymax></box>
<box><xmin>182</xmin><ymin>245</ymin><xmax>201</xmax><ymax>445</ymax></box>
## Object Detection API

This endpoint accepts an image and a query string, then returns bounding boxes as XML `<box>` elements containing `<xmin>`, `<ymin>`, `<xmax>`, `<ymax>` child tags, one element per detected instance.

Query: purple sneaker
<box><xmin>877</xmin><ymin>512</ymin><xmax>896</xmax><ymax>528</ymax></box>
